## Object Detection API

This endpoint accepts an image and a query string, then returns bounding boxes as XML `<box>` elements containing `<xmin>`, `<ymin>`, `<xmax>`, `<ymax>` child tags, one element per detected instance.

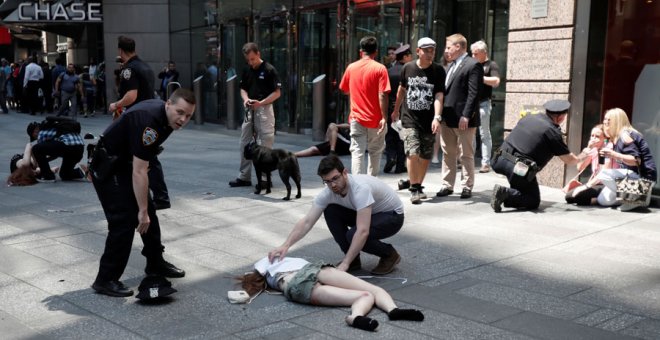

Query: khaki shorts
<box><xmin>282</xmin><ymin>262</ymin><xmax>332</xmax><ymax>304</ymax></box>
<box><xmin>403</xmin><ymin>128</ymin><xmax>435</xmax><ymax>159</ymax></box>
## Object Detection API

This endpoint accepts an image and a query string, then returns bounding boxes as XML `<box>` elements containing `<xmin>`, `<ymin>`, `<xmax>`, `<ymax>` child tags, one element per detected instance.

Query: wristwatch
<box><xmin>434</xmin><ymin>115</ymin><xmax>442</xmax><ymax>122</ymax></box>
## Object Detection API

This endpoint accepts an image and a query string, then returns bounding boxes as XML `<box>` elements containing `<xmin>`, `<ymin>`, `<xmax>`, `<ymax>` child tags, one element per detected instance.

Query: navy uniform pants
<box><xmin>491</xmin><ymin>155</ymin><xmax>541</xmax><ymax>210</ymax></box>
<box><xmin>92</xmin><ymin>164</ymin><xmax>165</xmax><ymax>282</ymax></box>
<box><xmin>149</xmin><ymin>156</ymin><xmax>169</xmax><ymax>202</ymax></box>
<box><xmin>323</xmin><ymin>204</ymin><xmax>404</xmax><ymax>258</ymax></box>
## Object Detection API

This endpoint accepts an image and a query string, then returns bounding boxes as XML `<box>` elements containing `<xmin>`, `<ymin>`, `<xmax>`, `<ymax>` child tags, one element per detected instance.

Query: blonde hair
<box><xmin>446</xmin><ymin>33</ymin><xmax>467</xmax><ymax>50</ymax></box>
<box><xmin>604</xmin><ymin>108</ymin><xmax>638</xmax><ymax>143</ymax></box>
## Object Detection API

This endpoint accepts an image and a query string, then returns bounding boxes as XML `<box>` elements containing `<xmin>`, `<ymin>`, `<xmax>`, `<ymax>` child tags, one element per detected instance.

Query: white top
<box><xmin>313</xmin><ymin>174</ymin><xmax>404</xmax><ymax>214</ymax></box>
<box><xmin>24</xmin><ymin>62</ymin><xmax>44</xmax><ymax>87</ymax></box>
<box><xmin>254</xmin><ymin>256</ymin><xmax>309</xmax><ymax>277</ymax></box>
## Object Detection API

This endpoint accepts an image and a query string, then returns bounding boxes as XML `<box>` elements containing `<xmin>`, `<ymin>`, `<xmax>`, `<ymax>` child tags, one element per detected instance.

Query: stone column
<box><xmin>505</xmin><ymin>0</ymin><xmax>576</xmax><ymax>188</ymax></box>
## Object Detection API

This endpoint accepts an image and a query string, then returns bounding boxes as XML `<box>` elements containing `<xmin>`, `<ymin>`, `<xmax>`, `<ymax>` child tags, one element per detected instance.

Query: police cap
<box><xmin>394</xmin><ymin>44</ymin><xmax>411</xmax><ymax>56</ymax></box>
<box><xmin>135</xmin><ymin>275</ymin><xmax>177</xmax><ymax>300</ymax></box>
<box><xmin>543</xmin><ymin>99</ymin><xmax>571</xmax><ymax>115</ymax></box>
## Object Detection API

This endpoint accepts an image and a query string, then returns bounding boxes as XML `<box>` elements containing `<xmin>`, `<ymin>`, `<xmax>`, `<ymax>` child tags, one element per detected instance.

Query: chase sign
<box><xmin>3</xmin><ymin>1</ymin><xmax>102</xmax><ymax>23</ymax></box>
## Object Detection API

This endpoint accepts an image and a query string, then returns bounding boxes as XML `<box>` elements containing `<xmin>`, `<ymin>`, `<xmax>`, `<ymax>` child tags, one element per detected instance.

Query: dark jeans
<box><xmin>384</xmin><ymin>124</ymin><xmax>405</xmax><ymax>171</ymax></box>
<box><xmin>26</xmin><ymin>80</ymin><xmax>41</xmax><ymax>115</ymax></box>
<box><xmin>323</xmin><ymin>204</ymin><xmax>404</xmax><ymax>258</ymax></box>
<box><xmin>92</xmin><ymin>164</ymin><xmax>164</xmax><ymax>282</ymax></box>
<box><xmin>31</xmin><ymin>141</ymin><xmax>84</xmax><ymax>180</ymax></box>
<box><xmin>491</xmin><ymin>155</ymin><xmax>541</xmax><ymax>210</ymax></box>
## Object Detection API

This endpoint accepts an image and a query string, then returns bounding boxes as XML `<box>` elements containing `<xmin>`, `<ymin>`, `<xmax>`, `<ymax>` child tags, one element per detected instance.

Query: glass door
<box><xmin>296</xmin><ymin>7</ymin><xmax>339</xmax><ymax>132</ymax></box>
<box><xmin>259</xmin><ymin>14</ymin><xmax>289</xmax><ymax>130</ymax></box>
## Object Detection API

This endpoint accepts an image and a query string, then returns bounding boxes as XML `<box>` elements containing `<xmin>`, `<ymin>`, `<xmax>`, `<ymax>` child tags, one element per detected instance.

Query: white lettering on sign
<box><xmin>16</xmin><ymin>2</ymin><xmax>102</xmax><ymax>22</ymax></box>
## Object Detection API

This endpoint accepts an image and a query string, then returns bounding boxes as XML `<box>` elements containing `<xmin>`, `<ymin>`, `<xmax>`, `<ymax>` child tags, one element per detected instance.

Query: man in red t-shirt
<box><xmin>339</xmin><ymin>36</ymin><xmax>391</xmax><ymax>176</ymax></box>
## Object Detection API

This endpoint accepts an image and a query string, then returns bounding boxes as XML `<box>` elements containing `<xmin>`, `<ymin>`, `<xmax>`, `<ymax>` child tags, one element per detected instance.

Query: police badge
<box><xmin>121</xmin><ymin>68</ymin><xmax>132</xmax><ymax>80</ymax></box>
<box><xmin>142</xmin><ymin>127</ymin><xmax>158</xmax><ymax>146</ymax></box>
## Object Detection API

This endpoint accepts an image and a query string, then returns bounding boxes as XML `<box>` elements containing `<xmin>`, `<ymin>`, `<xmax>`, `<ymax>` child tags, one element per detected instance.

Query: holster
<box><xmin>89</xmin><ymin>136</ymin><xmax>118</xmax><ymax>182</ymax></box>
<box><xmin>493</xmin><ymin>148</ymin><xmax>540</xmax><ymax>182</ymax></box>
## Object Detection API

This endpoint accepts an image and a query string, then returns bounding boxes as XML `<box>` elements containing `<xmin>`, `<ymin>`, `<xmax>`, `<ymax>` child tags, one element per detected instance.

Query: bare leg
<box><xmin>326</xmin><ymin>123</ymin><xmax>339</xmax><ymax>151</ymax></box>
<box><xmin>294</xmin><ymin>146</ymin><xmax>321</xmax><ymax>158</ymax></box>
<box><xmin>408</xmin><ymin>154</ymin><xmax>431</xmax><ymax>185</ymax></box>
<box><xmin>310</xmin><ymin>284</ymin><xmax>375</xmax><ymax>324</ymax></box>
<box><xmin>316</xmin><ymin>267</ymin><xmax>397</xmax><ymax>312</ymax></box>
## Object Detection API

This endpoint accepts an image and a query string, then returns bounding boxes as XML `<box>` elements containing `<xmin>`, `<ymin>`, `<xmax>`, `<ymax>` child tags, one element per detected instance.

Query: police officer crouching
<box><xmin>90</xmin><ymin>88</ymin><xmax>195</xmax><ymax>297</ymax></box>
<box><xmin>490</xmin><ymin>99</ymin><xmax>589</xmax><ymax>212</ymax></box>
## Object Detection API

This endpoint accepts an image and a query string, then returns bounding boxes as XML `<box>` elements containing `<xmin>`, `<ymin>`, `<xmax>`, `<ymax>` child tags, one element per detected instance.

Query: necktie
<box><xmin>445</xmin><ymin>61</ymin><xmax>456</xmax><ymax>87</ymax></box>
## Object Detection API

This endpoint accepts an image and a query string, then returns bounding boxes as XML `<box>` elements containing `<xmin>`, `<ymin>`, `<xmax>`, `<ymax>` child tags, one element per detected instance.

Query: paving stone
<box><xmin>390</xmin><ymin>284</ymin><xmax>522</xmax><ymax>324</ymax></box>
<box><xmin>597</xmin><ymin>313</ymin><xmax>645</xmax><ymax>332</ymax></box>
<box><xmin>620</xmin><ymin>318</ymin><xmax>660</xmax><ymax>340</ymax></box>
<box><xmin>573</xmin><ymin>308</ymin><xmax>622</xmax><ymax>326</ymax></box>
<box><xmin>457</xmin><ymin>282</ymin><xmax>599</xmax><ymax>319</ymax></box>
<box><xmin>492</xmin><ymin>311</ymin><xmax>638</xmax><ymax>340</ymax></box>
<box><xmin>460</xmin><ymin>263</ymin><xmax>590</xmax><ymax>297</ymax></box>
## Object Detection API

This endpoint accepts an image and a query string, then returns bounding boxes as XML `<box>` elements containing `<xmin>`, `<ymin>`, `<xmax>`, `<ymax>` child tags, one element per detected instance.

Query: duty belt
<box><xmin>494</xmin><ymin>148</ymin><xmax>519</xmax><ymax>164</ymax></box>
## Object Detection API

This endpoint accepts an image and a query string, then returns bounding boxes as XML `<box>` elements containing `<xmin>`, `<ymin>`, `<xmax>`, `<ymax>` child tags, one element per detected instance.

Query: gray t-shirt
<box><xmin>313</xmin><ymin>174</ymin><xmax>404</xmax><ymax>214</ymax></box>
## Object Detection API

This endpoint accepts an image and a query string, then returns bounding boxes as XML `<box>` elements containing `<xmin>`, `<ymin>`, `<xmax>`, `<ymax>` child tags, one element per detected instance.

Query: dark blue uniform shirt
<box><xmin>102</xmin><ymin>99</ymin><xmax>173</xmax><ymax>164</ymax></box>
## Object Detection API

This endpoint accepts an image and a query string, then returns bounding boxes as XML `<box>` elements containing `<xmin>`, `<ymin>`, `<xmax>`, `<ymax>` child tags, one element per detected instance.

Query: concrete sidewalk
<box><xmin>0</xmin><ymin>112</ymin><xmax>658</xmax><ymax>339</ymax></box>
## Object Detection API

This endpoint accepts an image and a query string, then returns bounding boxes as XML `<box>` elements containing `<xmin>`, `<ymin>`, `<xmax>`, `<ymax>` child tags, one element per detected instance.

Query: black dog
<box><xmin>244</xmin><ymin>141</ymin><xmax>302</xmax><ymax>200</ymax></box>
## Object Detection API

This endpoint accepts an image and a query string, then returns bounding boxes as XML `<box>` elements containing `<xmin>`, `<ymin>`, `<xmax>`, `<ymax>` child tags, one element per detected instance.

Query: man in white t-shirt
<box><xmin>268</xmin><ymin>156</ymin><xmax>404</xmax><ymax>275</ymax></box>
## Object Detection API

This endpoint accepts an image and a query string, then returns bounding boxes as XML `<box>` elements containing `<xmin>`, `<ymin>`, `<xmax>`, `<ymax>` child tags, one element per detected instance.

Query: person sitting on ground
<box><xmin>294</xmin><ymin>123</ymin><xmax>351</xmax><ymax>157</ymax></box>
<box><xmin>237</xmin><ymin>256</ymin><xmax>424</xmax><ymax>332</ymax></box>
<box><xmin>594</xmin><ymin>108</ymin><xmax>657</xmax><ymax>211</ymax></box>
<box><xmin>565</xmin><ymin>124</ymin><xmax>611</xmax><ymax>205</ymax></box>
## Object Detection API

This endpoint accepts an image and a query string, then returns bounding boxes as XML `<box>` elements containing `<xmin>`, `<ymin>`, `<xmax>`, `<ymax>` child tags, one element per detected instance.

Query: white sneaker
<box><xmin>619</xmin><ymin>202</ymin><xmax>642</xmax><ymax>212</ymax></box>
<box><xmin>431</xmin><ymin>157</ymin><xmax>439</xmax><ymax>164</ymax></box>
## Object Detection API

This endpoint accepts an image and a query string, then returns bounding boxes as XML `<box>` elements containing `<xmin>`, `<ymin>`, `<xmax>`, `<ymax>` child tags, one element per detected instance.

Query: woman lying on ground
<box><xmin>7</xmin><ymin>142</ymin><xmax>42</xmax><ymax>186</ymax></box>
<box><xmin>565</xmin><ymin>124</ymin><xmax>611</xmax><ymax>205</ymax></box>
<box><xmin>236</xmin><ymin>256</ymin><xmax>424</xmax><ymax>332</ymax></box>
<box><xmin>6</xmin><ymin>142</ymin><xmax>88</xmax><ymax>186</ymax></box>
<box><xmin>595</xmin><ymin>108</ymin><xmax>657</xmax><ymax>211</ymax></box>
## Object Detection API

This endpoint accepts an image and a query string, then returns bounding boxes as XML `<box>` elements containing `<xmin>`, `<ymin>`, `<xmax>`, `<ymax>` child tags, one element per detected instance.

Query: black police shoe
<box><xmin>153</xmin><ymin>199</ymin><xmax>171</xmax><ymax>210</ymax></box>
<box><xmin>436</xmin><ymin>186</ymin><xmax>454</xmax><ymax>197</ymax></box>
<box><xmin>145</xmin><ymin>260</ymin><xmax>186</xmax><ymax>278</ymax></box>
<box><xmin>229</xmin><ymin>178</ymin><xmax>252</xmax><ymax>187</ymax></box>
<box><xmin>92</xmin><ymin>280</ymin><xmax>134</xmax><ymax>297</ymax></box>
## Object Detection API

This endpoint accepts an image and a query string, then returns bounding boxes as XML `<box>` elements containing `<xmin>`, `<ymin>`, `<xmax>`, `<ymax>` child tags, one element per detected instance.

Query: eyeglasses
<box><xmin>322</xmin><ymin>174</ymin><xmax>342</xmax><ymax>186</ymax></box>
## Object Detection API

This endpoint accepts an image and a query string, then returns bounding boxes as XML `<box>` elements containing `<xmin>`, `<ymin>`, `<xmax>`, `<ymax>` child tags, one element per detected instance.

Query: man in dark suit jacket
<box><xmin>436</xmin><ymin>33</ymin><xmax>483</xmax><ymax>199</ymax></box>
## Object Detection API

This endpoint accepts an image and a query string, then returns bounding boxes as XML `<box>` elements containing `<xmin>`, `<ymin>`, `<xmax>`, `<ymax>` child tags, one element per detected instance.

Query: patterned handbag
<box><xmin>615</xmin><ymin>174</ymin><xmax>654</xmax><ymax>206</ymax></box>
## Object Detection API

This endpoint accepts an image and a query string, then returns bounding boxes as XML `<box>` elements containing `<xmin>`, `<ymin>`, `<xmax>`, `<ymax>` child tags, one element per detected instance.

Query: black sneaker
<box><xmin>460</xmin><ymin>187</ymin><xmax>472</xmax><ymax>199</ymax></box>
<box><xmin>145</xmin><ymin>260</ymin><xmax>186</xmax><ymax>278</ymax></box>
<box><xmin>398</xmin><ymin>179</ymin><xmax>410</xmax><ymax>190</ymax></box>
<box><xmin>491</xmin><ymin>184</ymin><xmax>508</xmax><ymax>213</ymax></box>
<box><xmin>229</xmin><ymin>178</ymin><xmax>252</xmax><ymax>187</ymax></box>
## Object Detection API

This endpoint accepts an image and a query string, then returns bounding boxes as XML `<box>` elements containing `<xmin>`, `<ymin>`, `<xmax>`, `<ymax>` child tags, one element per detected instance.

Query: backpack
<box><xmin>41</xmin><ymin>116</ymin><xmax>81</xmax><ymax>136</ymax></box>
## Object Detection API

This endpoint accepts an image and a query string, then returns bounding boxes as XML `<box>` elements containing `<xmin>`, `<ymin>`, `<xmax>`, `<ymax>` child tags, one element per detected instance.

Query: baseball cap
<box><xmin>418</xmin><ymin>37</ymin><xmax>436</xmax><ymax>49</ymax></box>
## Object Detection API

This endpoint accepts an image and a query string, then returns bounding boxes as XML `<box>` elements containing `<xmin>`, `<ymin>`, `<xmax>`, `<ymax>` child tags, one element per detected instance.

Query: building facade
<box><xmin>1</xmin><ymin>0</ymin><xmax>657</xmax><ymax>195</ymax></box>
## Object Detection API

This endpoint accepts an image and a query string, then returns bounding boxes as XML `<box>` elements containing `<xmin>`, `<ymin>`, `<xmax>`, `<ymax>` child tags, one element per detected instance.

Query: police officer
<box><xmin>109</xmin><ymin>35</ymin><xmax>171</xmax><ymax>210</ymax></box>
<box><xmin>90</xmin><ymin>88</ymin><xmax>195</xmax><ymax>297</ymax></box>
<box><xmin>229</xmin><ymin>42</ymin><xmax>282</xmax><ymax>187</ymax></box>
<box><xmin>490</xmin><ymin>99</ymin><xmax>589</xmax><ymax>212</ymax></box>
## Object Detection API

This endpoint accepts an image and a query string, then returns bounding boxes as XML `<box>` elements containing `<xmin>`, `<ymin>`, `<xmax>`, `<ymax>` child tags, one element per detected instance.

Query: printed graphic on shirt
<box><xmin>121</xmin><ymin>68</ymin><xmax>132</xmax><ymax>80</ymax></box>
<box><xmin>406</xmin><ymin>76</ymin><xmax>434</xmax><ymax>111</ymax></box>
<box><xmin>142</xmin><ymin>127</ymin><xmax>158</xmax><ymax>146</ymax></box>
